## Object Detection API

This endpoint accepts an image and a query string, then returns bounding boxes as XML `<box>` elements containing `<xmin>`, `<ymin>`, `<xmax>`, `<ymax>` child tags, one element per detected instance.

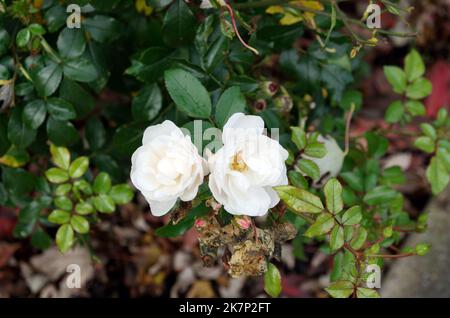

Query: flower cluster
<box><xmin>130</xmin><ymin>113</ymin><xmax>289</xmax><ymax>217</ymax></box>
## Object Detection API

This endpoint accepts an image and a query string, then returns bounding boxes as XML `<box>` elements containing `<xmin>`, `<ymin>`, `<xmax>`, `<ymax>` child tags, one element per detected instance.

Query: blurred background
<box><xmin>0</xmin><ymin>0</ymin><xmax>449</xmax><ymax>298</ymax></box>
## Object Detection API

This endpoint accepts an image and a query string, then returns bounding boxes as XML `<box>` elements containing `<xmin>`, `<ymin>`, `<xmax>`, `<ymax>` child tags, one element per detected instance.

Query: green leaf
<box><xmin>365</xmin><ymin>132</ymin><xmax>388</xmax><ymax>158</ymax></box>
<box><xmin>93</xmin><ymin>172</ymin><xmax>112</xmax><ymax>194</ymax></box>
<box><xmin>215</xmin><ymin>87</ymin><xmax>247</xmax><ymax>129</ymax></box>
<box><xmin>420</xmin><ymin>123</ymin><xmax>437</xmax><ymax>140</ymax></box>
<box><xmin>304</xmin><ymin>142</ymin><xmax>327</xmax><ymax>158</ymax></box>
<box><xmin>93</xmin><ymin>194</ymin><xmax>115</xmax><ymax>213</ymax></box>
<box><xmin>426</xmin><ymin>156</ymin><xmax>450</xmax><ymax>195</ymax></box>
<box><xmin>324</xmin><ymin>178</ymin><xmax>343</xmax><ymax>214</ymax></box>
<box><xmin>164</xmin><ymin>68</ymin><xmax>211</xmax><ymax>119</ymax></box>
<box><xmin>63</xmin><ymin>58</ymin><xmax>98</xmax><ymax>82</ymax></box>
<box><xmin>56</xmin><ymin>224</ymin><xmax>74</xmax><ymax>253</ymax></box>
<box><xmin>406</xmin><ymin>78</ymin><xmax>432</xmax><ymax>100</ymax></box>
<box><xmin>264</xmin><ymin>263</ymin><xmax>282</xmax><ymax>298</ymax></box>
<box><xmin>70</xmin><ymin>215</ymin><xmax>90</xmax><ymax>234</ymax></box>
<box><xmin>341</xmin><ymin>206</ymin><xmax>362</xmax><ymax>226</ymax></box>
<box><xmin>31</xmin><ymin>228</ymin><xmax>52</xmax><ymax>250</ymax></box>
<box><xmin>69</xmin><ymin>156</ymin><xmax>89</xmax><ymax>179</ymax></box>
<box><xmin>13</xmin><ymin>202</ymin><xmax>41</xmax><ymax>238</ymax></box>
<box><xmin>16</xmin><ymin>28</ymin><xmax>31</xmax><ymax>47</ymax></box>
<box><xmin>305</xmin><ymin>213</ymin><xmax>335</xmax><ymax>238</ymax></box>
<box><xmin>2</xmin><ymin>167</ymin><xmax>36</xmax><ymax>195</ymax></box>
<box><xmin>405</xmin><ymin>100</ymin><xmax>426</xmax><ymax>116</ymax></box>
<box><xmin>110</xmin><ymin>184</ymin><xmax>134</xmax><ymax>204</ymax></box>
<box><xmin>414</xmin><ymin>136</ymin><xmax>435</xmax><ymax>153</ymax></box>
<box><xmin>385</xmin><ymin>100</ymin><xmax>404</xmax><ymax>123</ymax></box>
<box><xmin>291</xmin><ymin>127</ymin><xmax>307</xmax><ymax>151</ymax></box>
<box><xmin>44</xmin><ymin>5</ymin><xmax>66</xmax><ymax>33</ymax></box>
<box><xmin>46</xmin><ymin>97</ymin><xmax>77</xmax><ymax>121</ymax></box>
<box><xmin>57</xmin><ymin>27</ymin><xmax>86</xmax><ymax>58</ymax></box>
<box><xmin>330</xmin><ymin>225</ymin><xmax>344</xmax><ymax>251</ymax></box>
<box><xmin>162</xmin><ymin>0</ymin><xmax>196</xmax><ymax>47</ymax></box>
<box><xmin>297</xmin><ymin>158</ymin><xmax>320</xmax><ymax>181</ymax></box>
<box><xmin>132</xmin><ymin>84</ymin><xmax>163</xmax><ymax>121</ymax></box>
<box><xmin>288</xmin><ymin>171</ymin><xmax>308</xmax><ymax>189</ymax></box>
<box><xmin>34</xmin><ymin>62</ymin><xmax>63</xmax><ymax>97</ymax></box>
<box><xmin>22</xmin><ymin>100</ymin><xmax>47</xmax><ymax>129</ymax></box>
<box><xmin>47</xmin><ymin>117</ymin><xmax>80</xmax><ymax>146</ymax></box>
<box><xmin>55</xmin><ymin>183</ymin><xmax>71</xmax><ymax>196</ymax></box>
<box><xmin>59</xmin><ymin>78</ymin><xmax>95</xmax><ymax>118</ymax></box>
<box><xmin>50</xmin><ymin>143</ymin><xmax>70</xmax><ymax>170</ymax></box>
<box><xmin>325</xmin><ymin>281</ymin><xmax>354</xmax><ymax>298</ymax></box>
<box><xmin>437</xmin><ymin>148</ymin><xmax>450</xmax><ymax>172</ymax></box>
<box><xmin>383</xmin><ymin>66</ymin><xmax>406</xmax><ymax>94</ymax></box>
<box><xmin>7</xmin><ymin>106</ymin><xmax>37</xmax><ymax>147</ymax></box>
<box><xmin>54</xmin><ymin>196</ymin><xmax>73</xmax><ymax>211</ymax></box>
<box><xmin>415</xmin><ymin>243</ymin><xmax>430</xmax><ymax>256</ymax></box>
<box><xmin>341</xmin><ymin>171</ymin><xmax>364</xmax><ymax>192</ymax></box>
<box><xmin>28</xmin><ymin>23</ymin><xmax>46</xmax><ymax>35</ymax></box>
<box><xmin>405</xmin><ymin>49</ymin><xmax>425</xmax><ymax>82</ymax></box>
<box><xmin>45</xmin><ymin>167</ymin><xmax>69</xmax><ymax>183</ymax></box>
<box><xmin>356</xmin><ymin>288</ymin><xmax>380</xmax><ymax>298</ymax></box>
<box><xmin>350</xmin><ymin>227</ymin><xmax>367</xmax><ymax>250</ymax></box>
<box><xmin>85</xmin><ymin>118</ymin><xmax>106</xmax><ymax>150</ymax></box>
<box><xmin>0</xmin><ymin>29</ymin><xmax>11</xmax><ymax>55</ymax></box>
<box><xmin>274</xmin><ymin>185</ymin><xmax>324</xmax><ymax>214</ymax></box>
<box><xmin>48</xmin><ymin>209</ymin><xmax>71</xmax><ymax>224</ymax></box>
<box><xmin>75</xmin><ymin>201</ymin><xmax>94</xmax><ymax>215</ymax></box>
<box><xmin>363</xmin><ymin>186</ymin><xmax>397</xmax><ymax>205</ymax></box>
<box><xmin>83</xmin><ymin>15</ymin><xmax>121</xmax><ymax>43</ymax></box>
<box><xmin>340</xmin><ymin>90</ymin><xmax>362</xmax><ymax>111</ymax></box>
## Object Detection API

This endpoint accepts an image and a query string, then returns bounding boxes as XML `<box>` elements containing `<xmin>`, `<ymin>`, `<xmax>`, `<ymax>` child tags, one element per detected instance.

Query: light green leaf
<box><xmin>48</xmin><ymin>209</ymin><xmax>71</xmax><ymax>224</ymax></box>
<box><xmin>324</xmin><ymin>178</ymin><xmax>343</xmax><ymax>214</ymax></box>
<box><xmin>109</xmin><ymin>184</ymin><xmax>134</xmax><ymax>204</ymax></box>
<box><xmin>93</xmin><ymin>172</ymin><xmax>111</xmax><ymax>194</ymax></box>
<box><xmin>420</xmin><ymin>123</ymin><xmax>437</xmax><ymax>140</ymax></box>
<box><xmin>406</xmin><ymin>78</ymin><xmax>432</xmax><ymax>100</ymax></box>
<box><xmin>291</xmin><ymin>127</ymin><xmax>307</xmax><ymax>151</ymax></box>
<box><xmin>414</xmin><ymin>136</ymin><xmax>435</xmax><ymax>153</ymax></box>
<box><xmin>405</xmin><ymin>49</ymin><xmax>425</xmax><ymax>82</ymax></box>
<box><xmin>330</xmin><ymin>225</ymin><xmax>344</xmax><ymax>251</ymax></box>
<box><xmin>363</xmin><ymin>186</ymin><xmax>398</xmax><ymax>205</ymax></box>
<box><xmin>304</xmin><ymin>142</ymin><xmax>327</xmax><ymax>158</ymax></box>
<box><xmin>325</xmin><ymin>281</ymin><xmax>354</xmax><ymax>298</ymax></box>
<box><xmin>93</xmin><ymin>194</ymin><xmax>115</xmax><ymax>213</ymax></box>
<box><xmin>54</xmin><ymin>196</ymin><xmax>73</xmax><ymax>211</ymax></box>
<box><xmin>350</xmin><ymin>227</ymin><xmax>367</xmax><ymax>250</ymax></box>
<box><xmin>70</xmin><ymin>215</ymin><xmax>90</xmax><ymax>234</ymax></box>
<box><xmin>50</xmin><ymin>143</ymin><xmax>70</xmax><ymax>170</ymax></box>
<box><xmin>56</xmin><ymin>224</ymin><xmax>74</xmax><ymax>253</ymax></box>
<box><xmin>305</xmin><ymin>213</ymin><xmax>335</xmax><ymax>237</ymax></box>
<box><xmin>45</xmin><ymin>167</ymin><xmax>69</xmax><ymax>183</ymax></box>
<box><xmin>264</xmin><ymin>263</ymin><xmax>282</xmax><ymax>298</ymax></box>
<box><xmin>297</xmin><ymin>158</ymin><xmax>320</xmax><ymax>181</ymax></box>
<box><xmin>341</xmin><ymin>206</ymin><xmax>362</xmax><ymax>226</ymax></box>
<box><xmin>385</xmin><ymin>100</ymin><xmax>404</xmax><ymax>123</ymax></box>
<box><xmin>356</xmin><ymin>288</ymin><xmax>380</xmax><ymax>298</ymax></box>
<box><xmin>69</xmin><ymin>156</ymin><xmax>89</xmax><ymax>179</ymax></box>
<box><xmin>426</xmin><ymin>156</ymin><xmax>450</xmax><ymax>195</ymax></box>
<box><xmin>405</xmin><ymin>100</ymin><xmax>426</xmax><ymax>116</ymax></box>
<box><xmin>274</xmin><ymin>185</ymin><xmax>324</xmax><ymax>214</ymax></box>
<box><xmin>75</xmin><ymin>201</ymin><xmax>94</xmax><ymax>215</ymax></box>
<box><xmin>383</xmin><ymin>66</ymin><xmax>406</xmax><ymax>94</ymax></box>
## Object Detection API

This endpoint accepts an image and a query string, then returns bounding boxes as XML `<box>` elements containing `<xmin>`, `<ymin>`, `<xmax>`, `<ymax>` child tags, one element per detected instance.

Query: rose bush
<box><xmin>0</xmin><ymin>0</ymin><xmax>448</xmax><ymax>298</ymax></box>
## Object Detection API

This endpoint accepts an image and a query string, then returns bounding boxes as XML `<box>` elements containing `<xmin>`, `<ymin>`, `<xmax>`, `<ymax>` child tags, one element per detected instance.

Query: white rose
<box><xmin>304</xmin><ymin>135</ymin><xmax>345</xmax><ymax>178</ymax></box>
<box><xmin>208</xmin><ymin>113</ymin><xmax>288</xmax><ymax>216</ymax></box>
<box><xmin>130</xmin><ymin>120</ymin><xmax>207</xmax><ymax>216</ymax></box>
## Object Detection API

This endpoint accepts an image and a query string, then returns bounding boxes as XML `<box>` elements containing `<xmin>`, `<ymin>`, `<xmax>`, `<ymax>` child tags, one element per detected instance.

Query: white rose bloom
<box><xmin>304</xmin><ymin>135</ymin><xmax>345</xmax><ymax>178</ymax></box>
<box><xmin>130</xmin><ymin>120</ymin><xmax>207</xmax><ymax>216</ymax></box>
<box><xmin>208</xmin><ymin>113</ymin><xmax>288</xmax><ymax>216</ymax></box>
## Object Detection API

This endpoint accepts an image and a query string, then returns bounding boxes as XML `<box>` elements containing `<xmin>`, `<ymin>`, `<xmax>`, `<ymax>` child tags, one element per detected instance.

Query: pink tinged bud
<box><xmin>195</xmin><ymin>218</ymin><xmax>207</xmax><ymax>228</ymax></box>
<box><xmin>236</xmin><ymin>217</ymin><xmax>252</xmax><ymax>230</ymax></box>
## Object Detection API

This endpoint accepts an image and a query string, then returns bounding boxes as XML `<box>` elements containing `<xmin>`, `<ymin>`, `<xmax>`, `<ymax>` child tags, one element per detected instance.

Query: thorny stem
<box><xmin>344</xmin><ymin>103</ymin><xmax>355</xmax><ymax>156</ymax></box>
<box><xmin>367</xmin><ymin>252</ymin><xmax>416</xmax><ymax>259</ymax></box>
<box><xmin>223</xmin><ymin>2</ymin><xmax>260</xmax><ymax>55</ymax></box>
